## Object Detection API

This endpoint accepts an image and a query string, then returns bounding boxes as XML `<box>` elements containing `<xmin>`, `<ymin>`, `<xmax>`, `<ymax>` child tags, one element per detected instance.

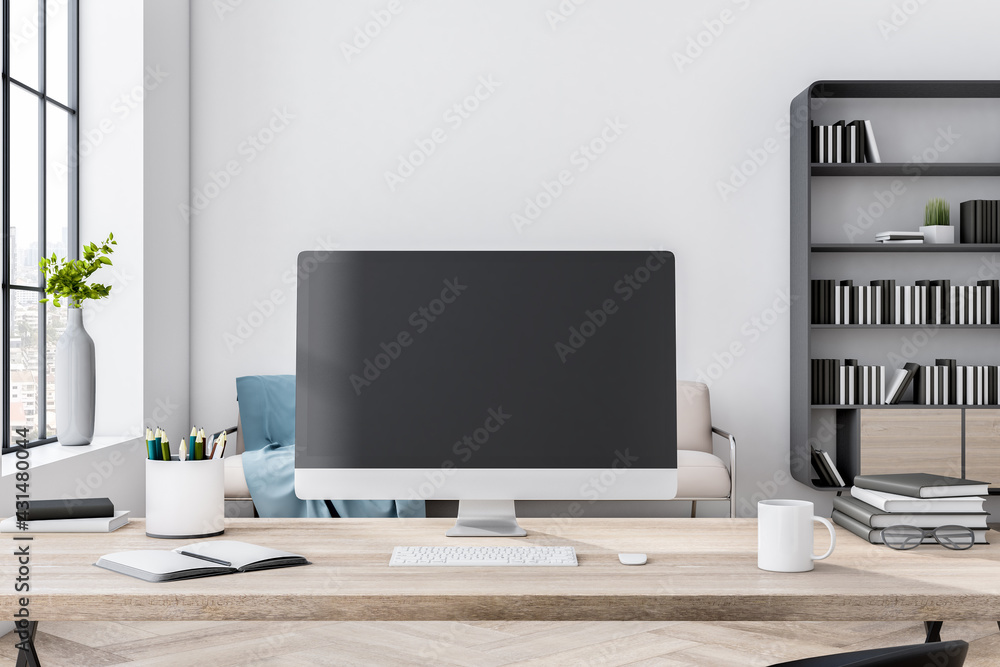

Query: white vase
<box><xmin>922</xmin><ymin>226</ymin><xmax>955</xmax><ymax>244</ymax></box>
<box><xmin>56</xmin><ymin>305</ymin><xmax>95</xmax><ymax>445</ymax></box>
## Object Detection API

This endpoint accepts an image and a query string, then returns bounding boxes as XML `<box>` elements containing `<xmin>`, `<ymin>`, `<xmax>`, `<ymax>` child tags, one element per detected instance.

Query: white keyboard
<box><xmin>390</xmin><ymin>545</ymin><xmax>578</xmax><ymax>567</ymax></box>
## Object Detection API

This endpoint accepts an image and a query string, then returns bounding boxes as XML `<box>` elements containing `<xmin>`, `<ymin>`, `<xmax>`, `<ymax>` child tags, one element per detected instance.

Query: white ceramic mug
<box><xmin>758</xmin><ymin>499</ymin><xmax>836</xmax><ymax>572</ymax></box>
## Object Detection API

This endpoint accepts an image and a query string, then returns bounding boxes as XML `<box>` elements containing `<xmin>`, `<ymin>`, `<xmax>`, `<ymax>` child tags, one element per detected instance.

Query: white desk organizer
<box><xmin>145</xmin><ymin>457</ymin><xmax>225</xmax><ymax>539</ymax></box>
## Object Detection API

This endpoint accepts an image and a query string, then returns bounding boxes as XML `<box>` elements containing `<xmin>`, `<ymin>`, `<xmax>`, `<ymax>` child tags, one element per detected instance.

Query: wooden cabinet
<box><xmin>859</xmin><ymin>410</ymin><xmax>962</xmax><ymax>478</ymax></box>
<box><xmin>966</xmin><ymin>410</ymin><xmax>1000</xmax><ymax>488</ymax></box>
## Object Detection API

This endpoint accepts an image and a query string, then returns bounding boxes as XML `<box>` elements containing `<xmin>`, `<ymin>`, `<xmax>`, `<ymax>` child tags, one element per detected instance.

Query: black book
<box><xmin>833</xmin><ymin>120</ymin><xmax>846</xmax><ymax>163</ymax></box>
<box><xmin>976</xmin><ymin>200</ymin><xmax>985</xmax><ymax>243</ymax></box>
<box><xmin>21</xmin><ymin>497</ymin><xmax>114</xmax><ymax>522</ymax></box>
<box><xmin>833</xmin><ymin>510</ymin><xmax>990</xmax><ymax>545</ymax></box>
<box><xmin>960</xmin><ymin>200</ymin><xmax>976</xmax><ymax>244</ymax></box>
<box><xmin>811</xmin><ymin>279</ymin><xmax>818</xmax><ymax>324</ymax></box>
<box><xmin>811</xmin><ymin>447</ymin><xmax>837</xmax><ymax>486</ymax></box>
<box><xmin>844</xmin><ymin>359</ymin><xmax>858</xmax><ymax>405</ymax></box>
<box><xmin>831</xmin><ymin>359</ymin><xmax>840</xmax><ymax>406</ymax></box>
<box><xmin>936</xmin><ymin>359</ymin><xmax>957</xmax><ymax>405</ymax></box>
<box><xmin>978</xmin><ymin>280</ymin><xmax>999</xmax><ymax>324</ymax></box>
<box><xmin>854</xmin><ymin>472</ymin><xmax>990</xmax><ymax>498</ymax></box>
<box><xmin>810</xmin><ymin>121</ymin><xmax>818</xmax><ymax>162</ymax></box>
<box><xmin>849</xmin><ymin>120</ymin><xmax>866</xmax><ymax>164</ymax></box>
<box><xmin>991</xmin><ymin>366</ymin><xmax>998</xmax><ymax>406</ymax></box>
<box><xmin>930</xmin><ymin>280</ymin><xmax>951</xmax><ymax>324</ymax></box>
<box><xmin>839</xmin><ymin>280</ymin><xmax>856</xmax><ymax>324</ymax></box>
<box><xmin>915</xmin><ymin>280</ymin><xmax>931</xmax><ymax>326</ymax></box>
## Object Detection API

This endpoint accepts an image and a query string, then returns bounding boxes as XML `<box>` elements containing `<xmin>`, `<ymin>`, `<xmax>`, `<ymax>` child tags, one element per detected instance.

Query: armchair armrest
<box><xmin>711</xmin><ymin>426</ymin><xmax>737</xmax><ymax>518</ymax></box>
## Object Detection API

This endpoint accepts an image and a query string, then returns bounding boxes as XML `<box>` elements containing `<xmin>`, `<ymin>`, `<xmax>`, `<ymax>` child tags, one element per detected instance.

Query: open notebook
<box><xmin>96</xmin><ymin>540</ymin><xmax>310</xmax><ymax>582</ymax></box>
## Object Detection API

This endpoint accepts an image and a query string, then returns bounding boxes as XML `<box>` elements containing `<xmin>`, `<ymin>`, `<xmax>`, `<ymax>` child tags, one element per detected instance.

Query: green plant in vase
<box><xmin>37</xmin><ymin>233</ymin><xmax>116</xmax><ymax>445</ymax></box>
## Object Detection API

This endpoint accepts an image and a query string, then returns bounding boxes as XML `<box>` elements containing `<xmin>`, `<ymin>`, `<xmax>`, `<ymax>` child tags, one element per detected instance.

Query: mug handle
<box><xmin>812</xmin><ymin>516</ymin><xmax>836</xmax><ymax>560</ymax></box>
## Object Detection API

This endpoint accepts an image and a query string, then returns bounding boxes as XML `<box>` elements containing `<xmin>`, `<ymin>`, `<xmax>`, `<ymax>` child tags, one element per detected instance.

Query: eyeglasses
<box><xmin>881</xmin><ymin>525</ymin><xmax>975</xmax><ymax>550</ymax></box>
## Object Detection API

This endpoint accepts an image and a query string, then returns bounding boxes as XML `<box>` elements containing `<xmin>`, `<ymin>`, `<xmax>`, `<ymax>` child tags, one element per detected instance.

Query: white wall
<box><xmin>187</xmin><ymin>0</ymin><xmax>1000</xmax><ymax>516</ymax></box>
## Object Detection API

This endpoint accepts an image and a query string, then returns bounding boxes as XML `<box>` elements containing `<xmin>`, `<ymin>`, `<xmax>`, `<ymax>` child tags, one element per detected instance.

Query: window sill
<box><xmin>1</xmin><ymin>436</ymin><xmax>142</xmax><ymax>476</ymax></box>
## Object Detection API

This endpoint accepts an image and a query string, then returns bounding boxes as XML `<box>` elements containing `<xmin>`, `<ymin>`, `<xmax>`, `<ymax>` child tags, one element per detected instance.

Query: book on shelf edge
<box><xmin>832</xmin><ymin>510</ymin><xmax>989</xmax><ymax>545</ymax></box>
<box><xmin>832</xmin><ymin>495</ymin><xmax>989</xmax><ymax>530</ymax></box>
<box><xmin>853</xmin><ymin>473</ymin><xmax>990</xmax><ymax>499</ymax></box>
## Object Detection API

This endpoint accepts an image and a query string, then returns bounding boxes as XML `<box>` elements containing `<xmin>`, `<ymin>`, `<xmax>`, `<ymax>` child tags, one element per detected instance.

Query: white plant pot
<box><xmin>56</xmin><ymin>305</ymin><xmax>96</xmax><ymax>445</ymax></box>
<box><xmin>922</xmin><ymin>226</ymin><xmax>955</xmax><ymax>244</ymax></box>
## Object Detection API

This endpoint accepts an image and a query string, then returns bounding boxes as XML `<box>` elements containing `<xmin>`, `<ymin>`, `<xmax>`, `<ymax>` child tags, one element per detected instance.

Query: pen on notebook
<box><xmin>178</xmin><ymin>551</ymin><xmax>231</xmax><ymax>567</ymax></box>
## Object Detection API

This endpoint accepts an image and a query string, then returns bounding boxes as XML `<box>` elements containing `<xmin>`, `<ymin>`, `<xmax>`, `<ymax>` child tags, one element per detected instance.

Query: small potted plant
<box><xmin>922</xmin><ymin>198</ymin><xmax>954</xmax><ymax>244</ymax></box>
<box><xmin>38</xmin><ymin>233</ymin><xmax>117</xmax><ymax>445</ymax></box>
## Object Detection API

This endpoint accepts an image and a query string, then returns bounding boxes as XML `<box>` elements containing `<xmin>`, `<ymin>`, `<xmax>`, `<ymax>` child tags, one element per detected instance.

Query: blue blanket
<box><xmin>236</xmin><ymin>375</ymin><xmax>425</xmax><ymax>518</ymax></box>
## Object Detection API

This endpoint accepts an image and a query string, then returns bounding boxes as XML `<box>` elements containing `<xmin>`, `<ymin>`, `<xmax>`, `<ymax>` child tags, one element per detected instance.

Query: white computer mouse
<box><xmin>618</xmin><ymin>553</ymin><xmax>647</xmax><ymax>566</ymax></box>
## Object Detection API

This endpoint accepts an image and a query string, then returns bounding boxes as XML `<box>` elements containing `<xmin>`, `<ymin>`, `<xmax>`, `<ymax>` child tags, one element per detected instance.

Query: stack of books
<box><xmin>811</xmin><ymin>119</ymin><xmax>880</xmax><ymax>163</ymax></box>
<box><xmin>960</xmin><ymin>200</ymin><xmax>1000</xmax><ymax>244</ymax></box>
<box><xmin>875</xmin><ymin>231</ymin><xmax>923</xmax><ymax>244</ymax></box>
<box><xmin>832</xmin><ymin>473</ymin><xmax>991</xmax><ymax>545</ymax></box>
<box><xmin>0</xmin><ymin>497</ymin><xmax>129</xmax><ymax>533</ymax></box>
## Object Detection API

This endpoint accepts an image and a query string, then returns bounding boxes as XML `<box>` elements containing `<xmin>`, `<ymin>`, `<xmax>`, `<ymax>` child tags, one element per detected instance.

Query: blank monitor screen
<box><xmin>296</xmin><ymin>251</ymin><xmax>676</xmax><ymax>471</ymax></box>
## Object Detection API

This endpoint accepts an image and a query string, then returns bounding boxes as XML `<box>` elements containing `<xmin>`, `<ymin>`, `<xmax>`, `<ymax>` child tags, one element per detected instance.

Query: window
<box><xmin>3</xmin><ymin>0</ymin><xmax>78</xmax><ymax>452</ymax></box>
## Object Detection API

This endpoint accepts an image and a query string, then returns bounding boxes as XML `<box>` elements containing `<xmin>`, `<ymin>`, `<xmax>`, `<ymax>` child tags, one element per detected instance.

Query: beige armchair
<box><xmin>675</xmin><ymin>380</ymin><xmax>737</xmax><ymax>517</ymax></box>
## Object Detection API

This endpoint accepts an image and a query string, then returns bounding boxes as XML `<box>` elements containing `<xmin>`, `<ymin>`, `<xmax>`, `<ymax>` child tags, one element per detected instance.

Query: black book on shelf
<box><xmin>976</xmin><ymin>200</ymin><xmax>985</xmax><ymax>243</ymax></box>
<box><xmin>930</xmin><ymin>280</ymin><xmax>951</xmax><ymax>324</ymax></box>
<box><xmin>833</xmin><ymin>120</ymin><xmax>845</xmax><ymax>163</ymax></box>
<box><xmin>811</xmin><ymin>447</ymin><xmax>837</xmax><ymax>486</ymax></box>
<box><xmin>844</xmin><ymin>359</ymin><xmax>858</xmax><ymax>405</ymax></box>
<box><xmin>915</xmin><ymin>280</ymin><xmax>932</xmax><ymax>326</ymax></box>
<box><xmin>839</xmin><ymin>280</ymin><xmax>856</xmax><ymax>324</ymax></box>
<box><xmin>849</xmin><ymin>120</ymin><xmax>866</xmax><ymax>164</ymax></box>
<box><xmin>935</xmin><ymin>359</ymin><xmax>957</xmax><ymax>405</ymax></box>
<box><xmin>960</xmin><ymin>201</ymin><xmax>976</xmax><ymax>244</ymax></box>
<box><xmin>811</xmin><ymin>279</ymin><xmax>819</xmax><ymax>323</ymax></box>
<box><xmin>979</xmin><ymin>279</ymin><xmax>999</xmax><ymax>324</ymax></box>
<box><xmin>988</xmin><ymin>199</ymin><xmax>997</xmax><ymax>243</ymax></box>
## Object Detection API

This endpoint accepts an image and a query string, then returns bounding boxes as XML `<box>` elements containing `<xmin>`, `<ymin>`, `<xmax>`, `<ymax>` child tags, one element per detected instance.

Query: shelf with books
<box><xmin>811</xmin><ymin>324</ymin><xmax>1000</xmax><ymax>329</ymax></box>
<box><xmin>811</xmin><ymin>404</ymin><xmax>1000</xmax><ymax>410</ymax></box>
<box><xmin>811</xmin><ymin>244</ymin><xmax>1000</xmax><ymax>252</ymax></box>
<box><xmin>811</xmin><ymin>163</ymin><xmax>1000</xmax><ymax>177</ymax></box>
<box><xmin>791</xmin><ymin>79</ymin><xmax>1000</xmax><ymax>492</ymax></box>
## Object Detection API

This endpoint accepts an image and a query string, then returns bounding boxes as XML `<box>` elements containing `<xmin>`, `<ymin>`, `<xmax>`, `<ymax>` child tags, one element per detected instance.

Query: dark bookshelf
<box><xmin>812</xmin><ymin>163</ymin><xmax>1000</xmax><ymax>177</ymax></box>
<box><xmin>790</xmin><ymin>80</ymin><xmax>1000</xmax><ymax>491</ymax></box>
<box><xmin>811</xmin><ymin>244</ymin><xmax>1000</xmax><ymax>252</ymax></box>
<box><xmin>811</xmin><ymin>404</ymin><xmax>1000</xmax><ymax>410</ymax></box>
<box><xmin>811</xmin><ymin>324</ymin><xmax>1000</xmax><ymax>329</ymax></box>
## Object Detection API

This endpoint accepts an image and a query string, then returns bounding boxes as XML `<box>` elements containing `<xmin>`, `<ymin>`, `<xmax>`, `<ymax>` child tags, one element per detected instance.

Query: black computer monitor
<box><xmin>295</xmin><ymin>250</ymin><xmax>677</xmax><ymax>536</ymax></box>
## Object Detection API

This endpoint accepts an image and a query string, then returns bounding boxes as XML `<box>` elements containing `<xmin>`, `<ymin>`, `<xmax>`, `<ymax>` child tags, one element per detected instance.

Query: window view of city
<box><xmin>4</xmin><ymin>0</ymin><xmax>75</xmax><ymax>448</ymax></box>
<box><xmin>9</xmin><ymin>226</ymin><xmax>69</xmax><ymax>443</ymax></box>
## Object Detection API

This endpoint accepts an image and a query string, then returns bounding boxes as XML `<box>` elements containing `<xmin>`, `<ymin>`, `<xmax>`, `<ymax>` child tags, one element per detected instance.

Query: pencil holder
<box><xmin>145</xmin><ymin>457</ymin><xmax>225</xmax><ymax>539</ymax></box>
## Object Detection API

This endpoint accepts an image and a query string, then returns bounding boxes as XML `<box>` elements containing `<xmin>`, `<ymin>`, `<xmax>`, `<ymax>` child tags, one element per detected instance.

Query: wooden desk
<box><xmin>3</xmin><ymin>518</ymin><xmax>998</xmax><ymax>622</ymax></box>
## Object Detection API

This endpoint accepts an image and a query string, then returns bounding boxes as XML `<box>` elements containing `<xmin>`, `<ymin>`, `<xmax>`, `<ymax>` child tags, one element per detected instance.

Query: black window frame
<box><xmin>2</xmin><ymin>0</ymin><xmax>79</xmax><ymax>453</ymax></box>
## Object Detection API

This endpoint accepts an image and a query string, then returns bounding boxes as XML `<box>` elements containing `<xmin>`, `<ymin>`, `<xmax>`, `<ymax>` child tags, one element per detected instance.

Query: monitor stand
<box><xmin>446</xmin><ymin>499</ymin><xmax>527</xmax><ymax>537</ymax></box>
